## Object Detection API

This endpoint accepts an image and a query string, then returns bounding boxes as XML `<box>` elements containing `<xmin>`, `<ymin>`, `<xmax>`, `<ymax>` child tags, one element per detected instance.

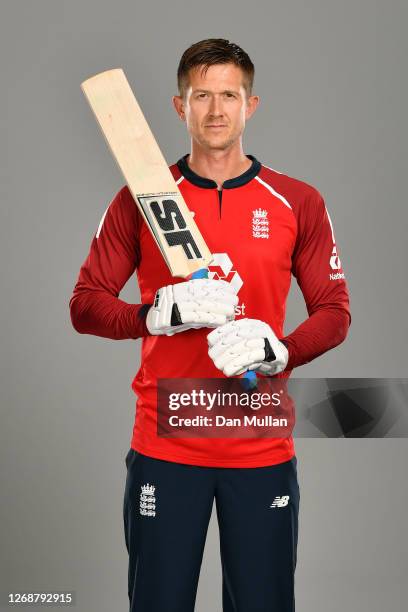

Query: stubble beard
<box><xmin>195</xmin><ymin>129</ymin><xmax>240</xmax><ymax>152</ymax></box>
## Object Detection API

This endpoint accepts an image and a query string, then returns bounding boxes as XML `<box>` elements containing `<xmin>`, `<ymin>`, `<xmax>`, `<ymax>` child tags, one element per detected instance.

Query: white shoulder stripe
<box><xmin>255</xmin><ymin>176</ymin><xmax>292</xmax><ymax>210</ymax></box>
<box><xmin>176</xmin><ymin>176</ymin><xmax>184</xmax><ymax>185</ymax></box>
<box><xmin>96</xmin><ymin>206</ymin><xmax>109</xmax><ymax>238</ymax></box>
<box><xmin>262</xmin><ymin>164</ymin><xmax>283</xmax><ymax>175</ymax></box>
<box><xmin>325</xmin><ymin>208</ymin><xmax>336</xmax><ymax>243</ymax></box>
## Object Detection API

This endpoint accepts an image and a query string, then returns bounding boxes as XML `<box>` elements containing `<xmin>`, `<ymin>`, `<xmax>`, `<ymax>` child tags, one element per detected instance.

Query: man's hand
<box><xmin>207</xmin><ymin>318</ymin><xmax>289</xmax><ymax>377</ymax></box>
<box><xmin>146</xmin><ymin>279</ymin><xmax>238</xmax><ymax>336</ymax></box>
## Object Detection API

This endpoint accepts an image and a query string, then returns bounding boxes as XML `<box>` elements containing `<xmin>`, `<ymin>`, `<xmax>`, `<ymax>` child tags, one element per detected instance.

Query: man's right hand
<box><xmin>146</xmin><ymin>278</ymin><xmax>238</xmax><ymax>336</ymax></box>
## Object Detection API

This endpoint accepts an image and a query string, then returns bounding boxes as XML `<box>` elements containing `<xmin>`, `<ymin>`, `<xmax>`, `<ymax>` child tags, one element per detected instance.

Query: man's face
<box><xmin>174</xmin><ymin>63</ymin><xmax>259</xmax><ymax>151</ymax></box>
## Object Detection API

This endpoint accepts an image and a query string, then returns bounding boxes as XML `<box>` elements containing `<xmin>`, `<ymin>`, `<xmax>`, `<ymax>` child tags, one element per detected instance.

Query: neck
<box><xmin>187</xmin><ymin>141</ymin><xmax>252</xmax><ymax>189</ymax></box>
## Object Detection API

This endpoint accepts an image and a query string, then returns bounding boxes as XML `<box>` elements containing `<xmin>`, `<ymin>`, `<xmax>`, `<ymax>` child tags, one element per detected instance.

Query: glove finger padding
<box><xmin>207</xmin><ymin>318</ymin><xmax>268</xmax><ymax>345</ymax></box>
<box><xmin>209</xmin><ymin>338</ymin><xmax>267</xmax><ymax>376</ymax></box>
<box><xmin>178</xmin><ymin>309</ymin><xmax>231</xmax><ymax>326</ymax></box>
<box><xmin>208</xmin><ymin>337</ymin><xmax>265</xmax><ymax>361</ymax></box>
<box><xmin>173</xmin><ymin>278</ymin><xmax>237</xmax><ymax>304</ymax></box>
<box><xmin>177</xmin><ymin>299</ymin><xmax>236</xmax><ymax>316</ymax></box>
<box><xmin>146</xmin><ymin>279</ymin><xmax>238</xmax><ymax>336</ymax></box>
<box><xmin>207</xmin><ymin>318</ymin><xmax>289</xmax><ymax>376</ymax></box>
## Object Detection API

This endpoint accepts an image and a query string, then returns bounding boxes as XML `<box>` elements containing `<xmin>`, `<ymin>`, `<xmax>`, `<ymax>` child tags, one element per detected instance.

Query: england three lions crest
<box><xmin>252</xmin><ymin>209</ymin><xmax>269</xmax><ymax>239</ymax></box>
<box><xmin>140</xmin><ymin>483</ymin><xmax>156</xmax><ymax>517</ymax></box>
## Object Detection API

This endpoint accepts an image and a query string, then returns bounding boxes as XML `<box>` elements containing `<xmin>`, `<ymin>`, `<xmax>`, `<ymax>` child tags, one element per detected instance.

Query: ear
<box><xmin>173</xmin><ymin>95</ymin><xmax>186</xmax><ymax>121</ymax></box>
<box><xmin>245</xmin><ymin>95</ymin><xmax>260</xmax><ymax>120</ymax></box>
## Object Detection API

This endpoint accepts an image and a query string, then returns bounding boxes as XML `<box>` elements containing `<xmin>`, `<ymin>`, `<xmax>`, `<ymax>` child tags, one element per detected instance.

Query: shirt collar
<box><xmin>176</xmin><ymin>154</ymin><xmax>261</xmax><ymax>189</ymax></box>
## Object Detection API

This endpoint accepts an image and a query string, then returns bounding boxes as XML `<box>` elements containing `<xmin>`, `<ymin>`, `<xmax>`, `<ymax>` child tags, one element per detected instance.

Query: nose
<box><xmin>209</xmin><ymin>94</ymin><xmax>223</xmax><ymax>117</ymax></box>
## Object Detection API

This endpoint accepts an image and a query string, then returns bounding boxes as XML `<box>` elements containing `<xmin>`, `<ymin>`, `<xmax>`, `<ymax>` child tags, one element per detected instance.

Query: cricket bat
<box><xmin>81</xmin><ymin>68</ymin><xmax>212</xmax><ymax>279</ymax></box>
<box><xmin>80</xmin><ymin>68</ymin><xmax>257</xmax><ymax>386</ymax></box>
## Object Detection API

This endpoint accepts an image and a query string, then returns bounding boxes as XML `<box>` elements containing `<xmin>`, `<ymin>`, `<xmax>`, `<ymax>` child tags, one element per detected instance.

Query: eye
<box><xmin>197</xmin><ymin>93</ymin><xmax>207</xmax><ymax>99</ymax></box>
<box><xmin>224</xmin><ymin>92</ymin><xmax>236</xmax><ymax>98</ymax></box>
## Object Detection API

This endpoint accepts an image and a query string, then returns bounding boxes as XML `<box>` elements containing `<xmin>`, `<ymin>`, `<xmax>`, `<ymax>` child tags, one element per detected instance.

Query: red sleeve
<box><xmin>282</xmin><ymin>189</ymin><xmax>351</xmax><ymax>369</ymax></box>
<box><xmin>69</xmin><ymin>186</ymin><xmax>151</xmax><ymax>339</ymax></box>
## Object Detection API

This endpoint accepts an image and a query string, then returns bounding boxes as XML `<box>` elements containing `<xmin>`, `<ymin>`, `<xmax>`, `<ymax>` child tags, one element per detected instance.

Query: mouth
<box><xmin>205</xmin><ymin>124</ymin><xmax>227</xmax><ymax>129</ymax></box>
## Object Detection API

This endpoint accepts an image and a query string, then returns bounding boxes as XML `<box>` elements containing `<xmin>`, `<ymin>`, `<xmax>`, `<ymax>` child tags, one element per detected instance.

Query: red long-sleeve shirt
<box><xmin>70</xmin><ymin>155</ymin><xmax>350</xmax><ymax>467</ymax></box>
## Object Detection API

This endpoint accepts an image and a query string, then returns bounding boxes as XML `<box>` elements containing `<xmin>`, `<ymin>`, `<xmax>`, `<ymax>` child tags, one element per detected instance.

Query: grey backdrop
<box><xmin>1</xmin><ymin>0</ymin><xmax>407</xmax><ymax>610</ymax></box>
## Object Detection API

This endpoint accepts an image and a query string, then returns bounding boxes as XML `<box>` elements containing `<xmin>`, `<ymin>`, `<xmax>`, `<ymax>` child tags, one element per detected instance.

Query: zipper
<box><xmin>217</xmin><ymin>189</ymin><xmax>223</xmax><ymax>219</ymax></box>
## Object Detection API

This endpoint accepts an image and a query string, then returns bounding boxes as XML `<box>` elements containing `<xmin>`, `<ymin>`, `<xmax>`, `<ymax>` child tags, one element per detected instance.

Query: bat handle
<box><xmin>191</xmin><ymin>267</ymin><xmax>258</xmax><ymax>389</ymax></box>
<box><xmin>190</xmin><ymin>268</ymin><xmax>209</xmax><ymax>279</ymax></box>
<box><xmin>241</xmin><ymin>369</ymin><xmax>258</xmax><ymax>390</ymax></box>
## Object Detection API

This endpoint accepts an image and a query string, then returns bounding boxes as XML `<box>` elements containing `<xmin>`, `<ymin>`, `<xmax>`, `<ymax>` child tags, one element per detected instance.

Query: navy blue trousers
<box><xmin>123</xmin><ymin>450</ymin><xmax>300</xmax><ymax>611</ymax></box>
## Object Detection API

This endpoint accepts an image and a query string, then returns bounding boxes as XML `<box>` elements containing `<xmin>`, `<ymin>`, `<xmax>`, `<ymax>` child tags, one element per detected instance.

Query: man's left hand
<box><xmin>207</xmin><ymin>318</ymin><xmax>289</xmax><ymax>377</ymax></box>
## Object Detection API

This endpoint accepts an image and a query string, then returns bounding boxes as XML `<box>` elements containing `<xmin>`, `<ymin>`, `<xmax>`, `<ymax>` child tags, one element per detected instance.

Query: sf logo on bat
<box><xmin>138</xmin><ymin>194</ymin><xmax>203</xmax><ymax>260</ymax></box>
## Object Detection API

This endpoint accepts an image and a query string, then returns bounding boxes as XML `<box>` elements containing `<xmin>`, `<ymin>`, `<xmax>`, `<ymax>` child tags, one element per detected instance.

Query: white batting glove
<box><xmin>146</xmin><ymin>279</ymin><xmax>238</xmax><ymax>336</ymax></box>
<box><xmin>207</xmin><ymin>318</ymin><xmax>289</xmax><ymax>377</ymax></box>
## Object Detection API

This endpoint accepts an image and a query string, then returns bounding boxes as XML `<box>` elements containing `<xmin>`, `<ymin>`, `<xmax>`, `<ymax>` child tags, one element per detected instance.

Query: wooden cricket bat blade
<box><xmin>81</xmin><ymin>68</ymin><xmax>213</xmax><ymax>278</ymax></box>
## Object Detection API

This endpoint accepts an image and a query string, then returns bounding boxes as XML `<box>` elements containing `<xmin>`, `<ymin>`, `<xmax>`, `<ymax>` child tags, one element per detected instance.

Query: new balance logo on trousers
<box><xmin>270</xmin><ymin>495</ymin><xmax>290</xmax><ymax>508</ymax></box>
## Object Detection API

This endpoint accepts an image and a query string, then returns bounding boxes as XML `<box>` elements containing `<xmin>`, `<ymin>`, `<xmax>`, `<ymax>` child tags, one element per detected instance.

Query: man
<box><xmin>70</xmin><ymin>39</ymin><xmax>350</xmax><ymax>612</ymax></box>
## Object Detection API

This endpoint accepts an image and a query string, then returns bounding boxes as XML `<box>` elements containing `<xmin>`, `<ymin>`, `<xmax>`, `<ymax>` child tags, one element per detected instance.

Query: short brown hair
<box><xmin>177</xmin><ymin>38</ymin><xmax>255</xmax><ymax>98</ymax></box>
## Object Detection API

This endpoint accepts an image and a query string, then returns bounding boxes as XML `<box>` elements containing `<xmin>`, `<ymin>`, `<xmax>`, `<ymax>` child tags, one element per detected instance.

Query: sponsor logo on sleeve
<box><xmin>329</xmin><ymin>245</ymin><xmax>345</xmax><ymax>280</ymax></box>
